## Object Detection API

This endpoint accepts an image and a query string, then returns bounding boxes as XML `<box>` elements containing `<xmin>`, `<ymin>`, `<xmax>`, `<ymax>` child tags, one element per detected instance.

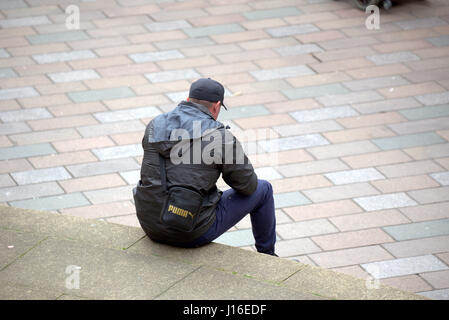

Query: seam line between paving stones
<box><xmin>0</xmin><ymin>233</ymin><xmax>49</xmax><ymax>272</ymax></box>
<box><xmin>123</xmin><ymin>234</ymin><xmax>147</xmax><ymax>251</ymax></box>
<box><xmin>151</xmin><ymin>265</ymin><xmax>203</xmax><ymax>300</ymax></box>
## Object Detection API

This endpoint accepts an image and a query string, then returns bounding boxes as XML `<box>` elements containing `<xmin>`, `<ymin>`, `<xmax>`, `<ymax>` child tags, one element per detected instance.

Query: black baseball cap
<box><xmin>189</xmin><ymin>78</ymin><xmax>227</xmax><ymax>110</ymax></box>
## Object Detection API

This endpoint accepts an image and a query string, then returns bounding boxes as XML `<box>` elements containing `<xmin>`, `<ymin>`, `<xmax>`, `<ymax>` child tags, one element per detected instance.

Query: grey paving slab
<box><xmin>383</xmin><ymin>219</ymin><xmax>449</xmax><ymax>241</ymax></box>
<box><xmin>83</xmin><ymin>185</ymin><xmax>134</xmax><ymax>204</ymax></box>
<box><xmin>145</xmin><ymin>20</ymin><xmax>192</xmax><ymax>32</ymax></box>
<box><xmin>307</xmin><ymin>140</ymin><xmax>380</xmax><ymax>159</ymax></box>
<box><xmin>367</xmin><ymin>51</ymin><xmax>420</xmax><ymax>65</ymax></box>
<box><xmin>317</xmin><ymin>91</ymin><xmax>384</xmax><ymax>107</ymax></box>
<box><xmin>10</xmin><ymin>193</ymin><xmax>90</xmax><ymax>211</ymax></box>
<box><xmin>283</xmin><ymin>84</ymin><xmax>350</xmax><ymax>100</ymax></box>
<box><xmin>154</xmin><ymin>37</ymin><xmax>214</xmax><ymax>50</ymax></box>
<box><xmin>389</xmin><ymin>117</ymin><xmax>449</xmax><ymax>135</ymax></box>
<box><xmin>0</xmin><ymin>229</ymin><xmax>46</xmax><ymax>270</ymax></box>
<box><xmin>0</xmin><ymin>0</ymin><xmax>27</xmax><ymax>9</ymax></box>
<box><xmin>325</xmin><ymin>168</ymin><xmax>385</xmax><ymax>185</ymax></box>
<box><xmin>0</xmin><ymin>122</ymin><xmax>31</xmax><ymax>135</ymax></box>
<box><xmin>399</xmin><ymin>104</ymin><xmax>449</xmax><ymax>120</ymax></box>
<box><xmin>129</xmin><ymin>49</ymin><xmax>184</xmax><ymax>63</ymax></box>
<box><xmin>283</xmin><ymin>263</ymin><xmax>420</xmax><ymax>300</ymax></box>
<box><xmin>119</xmin><ymin>170</ymin><xmax>139</xmax><ymax>185</ymax></box>
<box><xmin>93</xmin><ymin>106</ymin><xmax>161</xmax><ymax>123</ymax></box>
<box><xmin>431</xmin><ymin>171</ymin><xmax>449</xmax><ymax>186</ymax></box>
<box><xmin>290</xmin><ymin>106</ymin><xmax>359</xmax><ymax>122</ymax></box>
<box><xmin>0</xmin><ymin>15</ymin><xmax>51</xmax><ymax>28</ymax></box>
<box><xmin>0</xmin><ymin>182</ymin><xmax>63</xmax><ymax>202</ymax></box>
<box><xmin>303</xmin><ymin>182</ymin><xmax>379</xmax><ymax>203</ymax></box>
<box><xmin>92</xmin><ymin>144</ymin><xmax>142</xmax><ymax>161</ymax></box>
<box><xmin>26</xmin><ymin>31</ymin><xmax>89</xmax><ymax>45</ymax></box>
<box><xmin>0</xmin><ymin>108</ymin><xmax>52</xmax><ymax>122</ymax></box>
<box><xmin>254</xmin><ymin>167</ymin><xmax>283</xmax><ymax>181</ymax></box>
<box><xmin>77</xmin><ymin>120</ymin><xmax>145</xmax><ymax>137</ymax></box>
<box><xmin>68</xmin><ymin>87</ymin><xmax>135</xmax><ymax>103</ymax></box>
<box><xmin>250</xmin><ymin>65</ymin><xmax>315</xmax><ymax>81</ymax></box>
<box><xmin>342</xmin><ymin>76</ymin><xmax>410</xmax><ymax>91</ymax></box>
<box><xmin>372</xmin><ymin>132</ymin><xmax>446</xmax><ymax>150</ymax></box>
<box><xmin>0</xmin><ymin>49</ymin><xmax>9</xmax><ymax>58</ymax></box>
<box><xmin>416</xmin><ymin>92</ymin><xmax>449</xmax><ymax>106</ymax></box>
<box><xmin>156</xmin><ymin>265</ymin><xmax>319</xmax><ymax>300</ymax></box>
<box><xmin>32</xmin><ymin>50</ymin><xmax>96</xmax><ymax>64</ymax></box>
<box><xmin>275</xmin><ymin>44</ymin><xmax>324</xmax><ymax>56</ymax></box>
<box><xmin>165</xmin><ymin>91</ymin><xmax>189</xmax><ymax>103</ymax></box>
<box><xmin>258</xmin><ymin>134</ymin><xmax>329</xmax><ymax>152</ymax></box>
<box><xmin>11</xmin><ymin>167</ymin><xmax>71</xmax><ymax>185</ymax></box>
<box><xmin>275</xmin><ymin>238</ymin><xmax>322</xmax><ymax>257</ymax></box>
<box><xmin>418</xmin><ymin>288</ymin><xmax>449</xmax><ymax>300</ymax></box>
<box><xmin>354</xmin><ymin>193</ymin><xmax>417</xmax><ymax>211</ymax></box>
<box><xmin>353</xmin><ymin>97</ymin><xmax>422</xmax><ymax>115</ymax></box>
<box><xmin>273</xmin><ymin>120</ymin><xmax>343</xmax><ymax>137</ymax></box>
<box><xmin>0</xmin><ymin>237</ymin><xmax>197</xmax><ymax>300</ymax></box>
<box><xmin>426</xmin><ymin>35</ymin><xmax>449</xmax><ymax>47</ymax></box>
<box><xmin>266</xmin><ymin>24</ymin><xmax>320</xmax><ymax>37</ymax></box>
<box><xmin>214</xmin><ymin>229</ymin><xmax>255</xmax><ymax>247</ymax></box>
<box><xmin>0</xmin><ymin>143</ymin><xmax>56</xmax><ymax>161</ymax></box>
<box><xmin>396</xmin><ymin>17</ymin><xmax>447</xmax><ymax>30</ymax></box>
<box><xmin>361</xmin><ymin>255</ymin><xmax>449</xmax><ymax>279</ymax></box>
<box><xmin>273</xmin><ymin>191</ymin><xmax>311</xmax><ymax>208</ymax></box>
<box><xmin>383</xmin><ymin>235</ymin><xmax>449</xmax><ymax>258</ymax></box>
<box><xmin>217</xmin><ymin>105</ymin><xmax>270</xmax><ymax>121</ymax></box>
<box><xmin>243</xmin><ymin>7</ymin><xmax>302</xmax><ymax>20</ymax></box>
<box><xmin>0</xmin><ymin>87</ymin><xmax>40</xmax><ymax>100</ymax></box>
<box><xmin>48</xmin><ymin>70</ymin><xmax>100</xmax><ymax>83</ymax></box>
<box><xmin>0</xmin><ymin>68</ymin><xmax>18</xmax><ymax>78</ymax></box>
<box><xmin>66</xmin><ymin>158</ymin><xmax>140</xmax><ymax>177</ymax></box>
<box><xmin>276</xmin><ymin>159</ymin><xmax>350</xmax><ymax>178</ymax></box>
<box><xmin>9</xmin><ymin>128</ymin><xmax>81</xmax><ymax>146</ymax></box>
<box><xmin>145</xmin><ymin>68</ymin><xmax>200</xmax><ymax>83</ymax></box>
<box><xmin>184</xmin><ymin>24</ymin><xmax>244</xmax><ymax>38</ymax></box>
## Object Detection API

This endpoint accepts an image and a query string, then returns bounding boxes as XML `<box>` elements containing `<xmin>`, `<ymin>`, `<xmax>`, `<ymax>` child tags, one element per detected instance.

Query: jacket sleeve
<box><xmin>221</xmin><ymin>130</ymin><xmax>258</xmax><ymax>196</ymax></box>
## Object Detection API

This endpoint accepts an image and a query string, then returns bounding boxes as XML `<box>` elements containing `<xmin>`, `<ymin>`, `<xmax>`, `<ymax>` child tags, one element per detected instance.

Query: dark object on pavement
<box><xmin>335</xmin><ymin>0</ymin><xmax>393</xmax><ymax>10</ymax></box>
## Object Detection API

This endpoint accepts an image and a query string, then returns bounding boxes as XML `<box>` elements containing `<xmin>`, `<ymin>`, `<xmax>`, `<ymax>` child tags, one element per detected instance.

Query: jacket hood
<box><xmin>146</xmin><ymin>101</ymin><xmax>225</xmax><ymax>156</ymax></box>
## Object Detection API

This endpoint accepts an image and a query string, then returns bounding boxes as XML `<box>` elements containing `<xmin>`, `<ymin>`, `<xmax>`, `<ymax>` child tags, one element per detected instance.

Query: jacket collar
<box><xmin>180</xmin><ymin>100</ymin><xmax>215</xmax><ymax>120</ymax></box>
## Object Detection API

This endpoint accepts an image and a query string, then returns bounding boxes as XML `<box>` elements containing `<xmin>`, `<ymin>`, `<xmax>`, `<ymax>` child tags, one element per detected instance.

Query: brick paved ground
<box><xmin>1</xmin><ymin>0</ymin><xmax>449</xmax><ymax>299</ymax></box>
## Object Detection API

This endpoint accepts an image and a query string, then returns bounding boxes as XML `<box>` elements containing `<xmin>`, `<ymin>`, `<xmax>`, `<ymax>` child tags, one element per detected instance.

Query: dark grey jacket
<box><xmin>133</xmin><ymin>100</ymin><xmax>258</xmax><ymax>244</ymax></box>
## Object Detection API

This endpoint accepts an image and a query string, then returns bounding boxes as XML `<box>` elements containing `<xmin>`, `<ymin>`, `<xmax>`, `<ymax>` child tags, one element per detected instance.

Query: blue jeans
<box><xmin>181</xmin><ymin>179</ymin><xmax>276</xmax><ymax>254</ymax></box>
